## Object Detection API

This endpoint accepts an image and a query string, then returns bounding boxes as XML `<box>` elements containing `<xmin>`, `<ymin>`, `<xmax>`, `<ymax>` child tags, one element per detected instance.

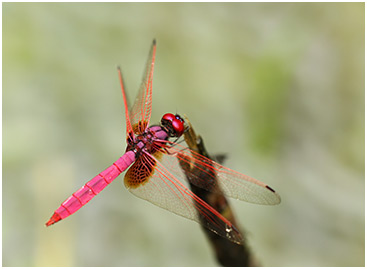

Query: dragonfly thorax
<box><xmin>125</xmin><ymin>125</ymin><xmax>169</xmax><ymax>157</ymax></box>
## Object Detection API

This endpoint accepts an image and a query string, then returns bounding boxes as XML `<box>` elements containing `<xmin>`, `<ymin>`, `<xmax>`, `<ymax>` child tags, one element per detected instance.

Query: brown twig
<box><xmin>179</xmin><ymin>116</ymin><xmax>257</xmax><ymax>266</ymax></box>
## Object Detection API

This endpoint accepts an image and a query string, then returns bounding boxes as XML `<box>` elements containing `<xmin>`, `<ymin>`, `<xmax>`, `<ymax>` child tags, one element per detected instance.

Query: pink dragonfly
<box><xmin>46</xmin><ymin>40</ymin><xmax>280</xmax><ymax>244</ymax></box>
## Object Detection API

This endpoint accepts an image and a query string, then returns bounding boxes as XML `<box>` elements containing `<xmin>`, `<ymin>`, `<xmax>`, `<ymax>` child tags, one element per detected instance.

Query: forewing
<box><xmin>124</xmin><ymin>152</ymin><xmax>243</xmax><ymax>244</ymax></box>
<box><xmin>117</xmin><ymin>67</ymin><xmax>133</xmax><ymax>137</ymax></box>
<box><xmin>129</xmin><ymin>40</ymin><xmax>157</xmax><ymax>135</ymax></box>
<box><xmin>164</xmin><ymin>142</ymin><xmax>281</xmax><ymax>205</ymax></box>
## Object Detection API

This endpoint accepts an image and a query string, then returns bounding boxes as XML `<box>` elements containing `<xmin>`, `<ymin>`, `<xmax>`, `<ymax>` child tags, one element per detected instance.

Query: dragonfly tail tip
<box><xmin>45</xmin><ymin>212</ymin><xmax>62</xmax><ymax>227</ymax></box>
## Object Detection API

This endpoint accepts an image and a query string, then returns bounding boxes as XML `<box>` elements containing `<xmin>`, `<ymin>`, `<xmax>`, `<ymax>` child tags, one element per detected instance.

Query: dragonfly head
<box><xmin>161</xmin><ymin>113</ymin><xmax>185</xmax><ymax>137</ymax></box>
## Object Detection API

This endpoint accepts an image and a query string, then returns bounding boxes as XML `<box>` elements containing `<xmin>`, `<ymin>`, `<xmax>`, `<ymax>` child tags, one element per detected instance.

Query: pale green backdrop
<box><xmin>3</xmin><ymin>3</ymin><xmax>364</xmax><ymax>266</ymax></box>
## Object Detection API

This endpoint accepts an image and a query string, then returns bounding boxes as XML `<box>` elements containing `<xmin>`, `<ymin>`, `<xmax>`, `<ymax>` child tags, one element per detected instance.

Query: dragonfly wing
<box><xmin>129</xmin><ymin>40</ymin><xmax>157</xmax><ymax>135</ymax></box>
<box><xmin>123</xmin><ymin>151</ymin><xmax>243</xmax><ymax>244</ymax></box>
<box><xmin>164</xmin><ymin>142</ymin><xmax>281</xmax><ymax>205</ymax></box>
<box><xmin>117</xmin><ymin>67</ymin><xmax>133</xmax><ymax>136</ymax></box>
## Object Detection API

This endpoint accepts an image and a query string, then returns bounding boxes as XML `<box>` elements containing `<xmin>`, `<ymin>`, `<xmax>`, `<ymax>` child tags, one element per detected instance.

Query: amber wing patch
<box><xmin>124</xmin><ymin>157</ymin><xmax>153</xmax><ymax>189</ymax></box>
<box><xmin>124</xmin><ymin>151</ymin><xmax>163</xmax><ymax>189</ymax></box>
<box><xmin>132</xmin><ymin>121</ymin><xmax>148</xmax><ymax>135</ymax></box>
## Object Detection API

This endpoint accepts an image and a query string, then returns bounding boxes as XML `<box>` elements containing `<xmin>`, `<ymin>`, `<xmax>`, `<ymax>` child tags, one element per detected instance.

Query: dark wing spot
<box><xmin>266</xmin><ymin>185</ymin><xmax>276</xmax><ymax>193</ymax></box>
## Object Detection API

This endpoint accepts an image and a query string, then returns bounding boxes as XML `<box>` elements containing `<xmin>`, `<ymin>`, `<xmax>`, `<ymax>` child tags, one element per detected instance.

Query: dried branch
<box><xmin>179</xmin><ymin>116</ymin><xmax>258</xmax><ymax>266</ymax></box>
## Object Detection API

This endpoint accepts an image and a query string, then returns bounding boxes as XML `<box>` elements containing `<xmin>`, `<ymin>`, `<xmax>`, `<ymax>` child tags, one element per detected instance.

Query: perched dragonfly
<box><xmin>46</xmin><ymin>40</ymin><xmax>280</xmax><ymax>244</ymax></box>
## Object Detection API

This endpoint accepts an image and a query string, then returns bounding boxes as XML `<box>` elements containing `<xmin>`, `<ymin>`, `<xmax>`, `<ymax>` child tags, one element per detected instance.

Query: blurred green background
<box><xmin>3</xmin><ymin>3</ymin><xmax>364</xmax><ymax>266</ymax></box>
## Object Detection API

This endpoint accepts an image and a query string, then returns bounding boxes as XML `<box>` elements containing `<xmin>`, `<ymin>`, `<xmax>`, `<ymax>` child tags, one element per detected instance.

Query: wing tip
<box><xmin>266</xmin><ymin>185</ymin><xmax>281</xmax><ymax>204</ymax></box>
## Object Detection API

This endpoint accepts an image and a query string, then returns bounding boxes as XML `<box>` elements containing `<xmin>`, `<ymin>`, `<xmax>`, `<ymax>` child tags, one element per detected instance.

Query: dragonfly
<box><xmin>46</xmin><ymin>40</ymin><xmax>281</xmax><ymax>244</ymax></box>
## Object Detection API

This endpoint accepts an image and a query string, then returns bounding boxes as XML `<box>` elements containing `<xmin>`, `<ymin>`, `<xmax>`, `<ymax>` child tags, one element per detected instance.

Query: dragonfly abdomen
<box><xmin>45</xmin><ymin>151</ymin><xmax>136</xmax><ymax>226</ymax></box>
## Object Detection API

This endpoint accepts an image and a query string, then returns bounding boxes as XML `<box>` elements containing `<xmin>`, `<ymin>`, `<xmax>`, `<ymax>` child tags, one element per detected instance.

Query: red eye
<box><xmin>161</xmin><ymin>113</ymin><xmax>185</xmax><ymax>137</ymax></box>
<box><xmin>171</xmin><ymin>118</ymin><xmax>184</xmax><ymax>136</ymax></box>
<box><xmin>162</xmin><ymin>113</ymin><xmax>176</xmax><ymax>122</ymax></box>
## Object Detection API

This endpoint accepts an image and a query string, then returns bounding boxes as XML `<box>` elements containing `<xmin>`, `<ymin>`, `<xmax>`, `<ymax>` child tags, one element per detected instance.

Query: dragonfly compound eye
<box><xmin>171</xmin><ymin>118</ymin><xmax>185</xmax><ymax>137</ymax></box>
<box><xmin>161</xmin><ymin>113</ymin><xmax>176</xmax><ymax>123</ymax></box>
<box><xmin>161</xmin><ymin>113</ymin><xmax>184</xmax><ymax>137</ymax></box>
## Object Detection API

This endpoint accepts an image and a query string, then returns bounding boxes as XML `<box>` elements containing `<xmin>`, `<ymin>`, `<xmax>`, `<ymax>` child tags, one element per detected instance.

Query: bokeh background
<box><xmin>3</xmin><ymin>3</ymin><xmax>364</xmax><ymax>266</ymax></box>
